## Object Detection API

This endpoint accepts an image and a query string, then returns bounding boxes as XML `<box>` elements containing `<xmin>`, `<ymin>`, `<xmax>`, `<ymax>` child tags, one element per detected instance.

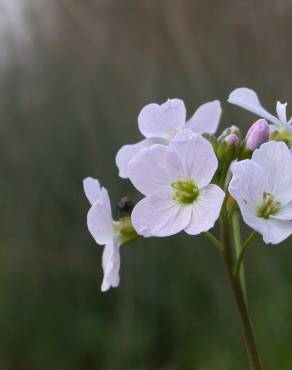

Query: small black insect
<box><xmin>115</xmin><ymin>197</ymin><xmax>135</xmax><ymax>219</ymax></box>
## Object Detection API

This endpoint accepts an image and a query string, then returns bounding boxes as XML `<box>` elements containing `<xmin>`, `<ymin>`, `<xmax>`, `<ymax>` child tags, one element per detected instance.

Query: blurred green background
<box><xmin>0</xmin><ymin>1</ymin><xmax>292</xmax><ymax>369</ymax></box>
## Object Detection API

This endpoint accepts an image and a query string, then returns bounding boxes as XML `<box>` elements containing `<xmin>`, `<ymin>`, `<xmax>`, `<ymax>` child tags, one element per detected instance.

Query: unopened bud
<box><xmin>218</xmin><ymin>125</ymin><xmax>241</xmax><ymax>141</ymax></box>
<box><xmin>217</xmin><ymin>133</ymin><xmax>240</xmax><ymax>162</ymax></box>
<box><xmin>245</xmin><ymin>119</ymin><xmax>269</xmax><ymax>151</ymax></box>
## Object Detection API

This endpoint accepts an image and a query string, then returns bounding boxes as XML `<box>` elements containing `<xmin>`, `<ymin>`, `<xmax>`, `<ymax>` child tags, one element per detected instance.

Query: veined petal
<box><xmin>138</xmin><ymin>99</ymin><xmax>186</xmax><ymax>139</ymax></box>
<box><xmin>83</xmin><ymin>177</ymin><xmax>101</xmax><ymax>205</ymax></box>
<box><xmin>172</xmin><ymin>128</ymin><xmax>196</xmax><ymax>142</ymax></box>
<box><xmin>229</xmin><ymin>160</ymin><xmax>268</xmax><ymax>207</ymax></box>
<box><xmin>252</xmin><ymin>141</ymin><xmax>292</xmax><ymax>197</ymax></box>
<box><xmin>115</xmin><ymin>138</ymin><xmax>166</xmax><ymax>179</ymax></box>
<box><xmin>271</xmin><ymin>201</ymin><xmax>292</xmax><ymax>221</ymax></box>
<box><xmin>101</xmin><ymin>241</ymin><xmax>120</xmax><ymax>292</ymax></box>
<box><xmin>186</xmin><ymin>100</ymin><xmax>222</xmax><ymax>134</ymax></box>
<box><xmin>128</xmin><ymin>144</ymin><xmax>183</xmax><ymax>196</ymax></box>
<box><xmin>87</xmin><ymin>188</ymin><xmax>113</xmax><ymax>245</ymax></box>
<box><xmin>276</xmin><ymin>101</ymin><xmax>288</xmax><ymax>124</ymax></box>
<box><xmin>228</xmin><ymin>88</ymin><xmax>279</xmax><ymax>125</ymax></box>
<box><xmin>184</xmin><ymin>184</ymin><xmax>225</xmax><ymax>235</ymax></box>
<box><xmin>170</xmin><ymin>134</ymin><xmax>218</xmax><ymax>188</ymax></box>
<box><xmin>238</xmin><ymin>204</ymin><xmax>292</xmax><ymax>244</ymax></box>
<box><xmin>131</xmin><ymin>191</ymin><xmax>192</xmax><ymax>237</ymax></box>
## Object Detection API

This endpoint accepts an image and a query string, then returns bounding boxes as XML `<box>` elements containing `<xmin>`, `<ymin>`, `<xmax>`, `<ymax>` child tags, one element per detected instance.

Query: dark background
<box><xmin>0</xmin><ymin>1</ymin><xmax>292</xmax><ymax>369</ymax></box>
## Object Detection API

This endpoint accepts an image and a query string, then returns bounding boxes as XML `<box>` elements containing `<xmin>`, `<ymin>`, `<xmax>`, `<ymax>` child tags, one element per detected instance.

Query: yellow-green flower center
<box><xmin>171</xmin><ymin>180</ymin><xmax>199</xmax><ymax>205</ymax></box>
<box><xmin>270</xmin><ymin>128</ymin><xmax>292</xmax><ymax>146</ymax></box>
<box><xmin>113</xmin><ymin>216</ymin><xmax>139</xmax><ymax>245</ymax></box>
<box><xmin>257</xmin><ymin>192</ymin><xmax>281</xmax><ymax>219</ymax></box>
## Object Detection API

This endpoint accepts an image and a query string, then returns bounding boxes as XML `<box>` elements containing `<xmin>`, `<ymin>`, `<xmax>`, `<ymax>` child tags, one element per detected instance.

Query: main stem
<box><xmin>220</xmin><ymin>216</ymin><xmax>263</xmax><ymax>370</ymax></box>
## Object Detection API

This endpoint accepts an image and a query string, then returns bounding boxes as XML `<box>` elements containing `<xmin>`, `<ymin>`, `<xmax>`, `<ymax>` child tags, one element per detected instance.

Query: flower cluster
<box><xmin>84</xmin><ymin>89</ymin><xmax>292</xmax><ymax>291</ymax></box>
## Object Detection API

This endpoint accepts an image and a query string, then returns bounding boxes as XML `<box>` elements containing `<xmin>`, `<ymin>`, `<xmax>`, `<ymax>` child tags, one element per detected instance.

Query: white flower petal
<box><xmin>87</xmin><ymin>188</ymin><xmax>113</xmax><ymax>245</ymax></box>
<box><xmin>229</xmin><ymin>160</ymin><xmax>268</xmax><ymax>208</ymax></box>
<box><xmin>128</xmin><ymin>144</ymin><xmax>183</xmax><ymax>196</ymax></box>
<box><xmin>83</xmin><ymin>177</ymin><xmax>101</xmax><ymax>205</ymax></box>
<box><xmin>101</xmin><ymin>242</ymin><xmax>120</xmax><ymax>292</ymax></box>
<box><xmin>276</xmin><ymin>101</ymin><xmax>288</xmax><ymax>124</ymax></box>
<box><xmin>172</xmin><ymin>128</ymin><xmax>197</xmax><ymax>142</ymax></box>
<box><xmin>115</xmin><ymin>138</ymin><xmax>166</xmax><ymax>179</ymax></box>
<box><xmin>252</xmin><ymin>141</ymin><xmax>292</xmax><ymax>198</ymax></box>
<box><xmin>184</xmin><ymin>184</ymin><xmax>225</xmax><ymax>235</ymax></box>
<box><xmin>228</xmin><ymin>87</ymin><xmax>279</xmax><ymax>125</ymax></box>
<box><xmin>236</xmin><ymin>202</ymin><xmax>292</xmax><ymax>244</ymax></box>
<box><xmin>271</xmin><ymin>201</ymin><xmax>292</xmax><ymax>221</ymax></box>
<box><xmin>186</xmin><ymin>100</ymin><xmax>222</xmax><ymax>134</ymax></box>
<box><xmin>131</xmin><ymin>191</ymin><xmax>192</xmax><ymax>237</ymax></box>
<box><xmin>170</xmin><ymin>134</ymin><xmax>218</xmax><ymax>188</ymax></box>
<box><xmin>138</xmin><ymin>99</ymin><xmax>186</xmax><ymax>139</ymax></box>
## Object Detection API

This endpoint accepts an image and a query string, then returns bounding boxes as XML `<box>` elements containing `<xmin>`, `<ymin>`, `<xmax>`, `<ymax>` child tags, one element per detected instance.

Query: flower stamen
<box><xmin>257</xmin><ymin>192</ymin><xmax>281</xmax><ymax>219</ymax></box>
<box><xmin>171</xmin><ymin>180</ymin><xmax>199</xmax><ymax>205</ymax></box>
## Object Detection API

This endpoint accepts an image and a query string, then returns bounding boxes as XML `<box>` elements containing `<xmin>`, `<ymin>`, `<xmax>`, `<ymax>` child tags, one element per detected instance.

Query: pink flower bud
<box><xmin>245</xmin><ymin>119</ymin><xmax>269</xmax><ymax>151</ymax></box>
<box><xmin>225</xmin><ymin>133</ymin><xmax>240</xmax><ymax>146</ymax></box>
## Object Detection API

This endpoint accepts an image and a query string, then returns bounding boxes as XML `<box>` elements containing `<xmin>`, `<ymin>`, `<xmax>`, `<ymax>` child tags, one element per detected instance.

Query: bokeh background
<box><xmin>0</xmin><ymin>1</ymin><xmax>292</xmax><ymax>369</ymax></box>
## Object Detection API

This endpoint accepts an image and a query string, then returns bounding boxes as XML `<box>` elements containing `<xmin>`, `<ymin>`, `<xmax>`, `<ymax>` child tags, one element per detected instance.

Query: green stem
<box><xmin>204</xmin><ymin>232</ymin><xmax>223</xmax><ymax>252</ymax></box>
<box><xmin>232</xmin><ymin>210</ymin><xmax>246</xmax><ymax>299</ymax></box>
<box><xmin>220</xmin><ymin>217</ymin><xmax>263</xmax><ymax>370</ymax></box>
<box><xmin>234</xmin><ymin>231</ymin><xmax>257</xmax><ymax>279</ymax></box>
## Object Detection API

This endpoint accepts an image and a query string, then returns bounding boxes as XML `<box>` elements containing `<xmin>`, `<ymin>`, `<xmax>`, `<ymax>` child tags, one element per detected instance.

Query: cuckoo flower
<box><xmin>83</xmin><ymin>177</ymin><xmax>137</xmax><ymax>291</ymax></box>
<box><xmin>128</xmin><ymin>133</ymin><xmax>225</xmax><ymax>237</ymax></box>
<box><xmin>228</xmin><ymin>87</ymin><xmax>292</xmax><ymax>139</ymax></box>
<box><xmin>229</xmin><ymin>141</ymin><xmax>292</xmax><ymax>244</ymax></box>
<box><xmin>116</xmin><ymin>98</ymin><xmax>222</xmax><ymax>178</ymax></box>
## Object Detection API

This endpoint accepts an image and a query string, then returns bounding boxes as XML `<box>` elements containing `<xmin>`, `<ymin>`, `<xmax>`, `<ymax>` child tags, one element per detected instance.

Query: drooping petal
<box><xmin>83</xmin><ymin>177</ymin><xmax>101</xmax><ymax>205</ymax></box>
<box><xmin>128</xmin><ymin>144</ymin><xmax>183</xmax><ymax>196</ymax></box>
<box><xmin>131</xmin><ymin>191</ymin><xmax>192</xmax><ymax>237</ymax></box>
<box><xmin>276</xmin><ymin>101</ymin><xmax>288</xmax><ymax>124</ymax></box>
<box><xmin>252</xmin><ymin>141</ymin><xmax>292</xmax><ymax>197</ymax></box>
<box><xmin>228</xmin><ymin>88</ymin><xmax>279</xmax><ymax>125</ymax></box>
<box><xmin>186</xmin><ymin>100</ymin><xmax>222</xmax><ymax>134</ymax></box>
<box><xmin>138</xmin><ymin>99</ymin><xmax>186</xmax><ymax>139</ymax></box>
<box><xmin>115</xmin><ymin>138</ymin><xmax>166</xmax><ymax>179</ymax></box>
<box><xmin>101</xmin><ymin>241</ymin><xmax>120</xmax><ymax>292</ymax></box>
<box><xmin>170</xmin><ymin>134</ymin><xmax>218</xmax><ymax>188</ymax></box>
<box><xmin>184</xmin><ymin>184</ymin><xmax>225</xmax><ymax>235</ymax></box>
<box><xmin>240</xmin><ymin>207</ymin><xmax>292</xmax><ymax>244</ymax></box>
<box><xmin>229</xmin><ymin>159</ymin><xmax>268</xmax><ymax>208</ymax></box>
<box><xmin>87</xmin><ymin>188</ymin><xmax>113</xmax><ymax>245</ymax></box>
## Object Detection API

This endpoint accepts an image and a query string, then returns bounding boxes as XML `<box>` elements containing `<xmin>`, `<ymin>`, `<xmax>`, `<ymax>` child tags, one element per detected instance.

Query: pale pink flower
<box><xmin>83</xmin><ymin>177</ymin><xmax>120</xmax><ymax>292</ymax></box>
<box><xmin>116</xmin><ymin>98</ymin><xmax>222</xmax><ymax>178</ymax></box>
<box><xmin>229</xmin><ymin>142</ymin><xmax>292</xmax><ymax>244</ymax></box>
<box><xmin>128</xmin><ymin>133</ymin><xmax>225</xmax><ymax>237</ymax></box>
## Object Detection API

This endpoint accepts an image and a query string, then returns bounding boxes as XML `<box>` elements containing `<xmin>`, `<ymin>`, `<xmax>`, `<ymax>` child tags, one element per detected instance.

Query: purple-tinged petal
<box><xmin>184</xmin><ymin>184</ymin><xmax>225</xmax><ymax>235</ymax></box>
<box><xmin>228</xmin><ymin>88</ymin><xmax>279</xmax><ymax>125</ymax></box>
<box><xmin>131</xmin><ymin>191</ymin><xmax>192</xmax><ymax>237</ymax></box>
<box><xmin>128</xmin><ymin>144</ymin><xmax>183</xmax><ymax>196</ymax></box>
<box><xmin>116</xmin><ymin>138</ymin><xmax>166</xmax><ymax>179</ymax></box>
<box><xmin>101</xmin><ymin>241</ymin><xmax>120</xmax><ymax>292</ymax></box>
<box><xmin>138</xmin><ymin>99</ymin><xmax>186</xmax><ymax>139</ymax></box>
<box><xmin>252</xmin><ymin>141</ymin><xmax>292</xmax><ymax>196</ymax></box>
<box><xmin>83</xmin><ymin>177</ymin><xmax>101</xmax><ymax>205</ymax></box>
<box><xmin>186</xmin><ymin>100</ymin><xmax>222</xmax><ymax>134</ymax></box>
<box><xmin>87</xmin><ymin>188</ymin><xmax>113</xmax><ymax>245</ymax></box>
<box><xmin>276</xmin><ymin>101</ymin><xmax>288</xmax><ymax>124</ymax></box>
<box><xmin>171</xmin><ymin>128</ymin><xmax>196</xmax><ymax>142</ymax></box>
<box><xmin>245</xmin><ymin>119</ymin><xmax>269</xmax><ymax>151</ymax></box>
<box><xmin>229</xmin><ymin>159</ymin><xmax>268</xmax><ymax>208</ymax></box>
<box><xmin>170</xmin><ymin>134</ymin><xmax>218</xmax><ymax>188</ymax></box>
